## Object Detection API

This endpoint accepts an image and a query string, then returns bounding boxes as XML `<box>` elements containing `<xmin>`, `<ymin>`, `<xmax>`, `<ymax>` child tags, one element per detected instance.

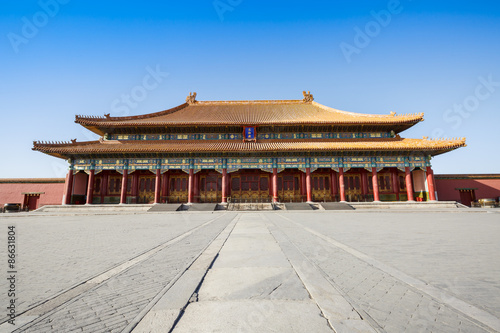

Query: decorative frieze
<box><xmin>107</xmin><ymin>132</ymin><xmax>391</xmax><ymax>141</ymax></box>
<box><xmin>71</xmin><ymin>153</ymin><xmax>429</xmax><ymax>172</ymax></box>
<box><xmin>228</xmin><ymin>157</ymin><xmax>274</xmax><ymax>170</ymax></box>
<box><xmin>108</xmin><ymin>133</ymin><xmax>244</xmax><ymax>141</ymax></box>
<box><xmin>193</xmin><ymin>158</ymin><xmax>223</xmax><ymax>170</ymax></box>
<box><xmin>277</xmin><ymin>157</ymin><xmax>307</xmax><ymax>169</ymax></box>
<box><xmin>161</xmin><ymin>158</ymin><xmax>190</xmax><ymax>170</ymax></box>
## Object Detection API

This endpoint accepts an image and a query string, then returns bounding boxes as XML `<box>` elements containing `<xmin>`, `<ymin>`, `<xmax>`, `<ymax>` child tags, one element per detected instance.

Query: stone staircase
<box><xmin>320</xmin><ymin>202</ymin><xmax>355</xmax><ymax>210</ymax></box>
<box><xmin>148</xmin><ymin>204</ymin><xmax>183</xmax><ymax>212</ymax></box>
<box><xmin>36</xmin><ymin>204</ymin><xmax>153</xmax><ymax>213</ymax></box>
<box><xmin>227</xmin><ymin>202</ymin><xmax>274</xmax><ymax>211</ymax></box>
<box><xmin>284</xmin><ymin>202</ymin><xmax>316</xmax><ymax>210</ymax></box>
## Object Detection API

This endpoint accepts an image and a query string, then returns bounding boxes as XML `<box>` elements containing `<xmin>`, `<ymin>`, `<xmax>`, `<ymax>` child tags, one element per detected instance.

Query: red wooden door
<box><xmin>27</xmin><ymin>195</ymin><xmax>39</xmax><ymax>210</ymax></box>
<box><xmin>459</xmin><ymin>190</ymin><xmax>473</xmax><ymax>207</ymax></box>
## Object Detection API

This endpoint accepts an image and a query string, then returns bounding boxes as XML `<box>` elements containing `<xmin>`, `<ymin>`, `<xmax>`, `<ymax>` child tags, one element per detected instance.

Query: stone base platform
<box><xmin>347</xmin><ymin>201</ymin><xmax>467</xmax><ymax>209</ymax></box>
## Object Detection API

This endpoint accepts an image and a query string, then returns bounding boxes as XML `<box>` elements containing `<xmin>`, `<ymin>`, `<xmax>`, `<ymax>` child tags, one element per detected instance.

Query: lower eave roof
<box><xmin>33</xmin><ymin>138</ymin><xmax>466</xmax><ymax>159</ymax></box>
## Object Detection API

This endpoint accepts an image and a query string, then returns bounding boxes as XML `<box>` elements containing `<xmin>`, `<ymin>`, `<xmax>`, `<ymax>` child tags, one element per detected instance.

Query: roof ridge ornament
<box><xmin>302</xmin><ymin>91</ymin><xmax>314</xmax><ymax>102</ymax></box>
<box><xmin>186</xmin><ymin>92</ymin><xmax>197</xmax><ymax>104</ymax></box>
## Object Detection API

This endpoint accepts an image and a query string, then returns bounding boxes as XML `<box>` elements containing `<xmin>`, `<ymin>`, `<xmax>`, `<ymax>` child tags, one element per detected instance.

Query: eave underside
<box><xmin>53</xmin><ymin>151</ymin><xmax>455</xmax><ymax>160</ymax></box>
<box><xmin>34</xmin><ymin>146</ymin><xmax>462</xmax><ymax>160</ymax></box>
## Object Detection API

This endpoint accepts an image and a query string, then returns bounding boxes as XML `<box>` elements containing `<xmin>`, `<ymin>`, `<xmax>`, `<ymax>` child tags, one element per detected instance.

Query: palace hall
<box><xmin>33</xmin><ymin>92</ymin><xmax>466</xmax><ymax>205</ymax></box>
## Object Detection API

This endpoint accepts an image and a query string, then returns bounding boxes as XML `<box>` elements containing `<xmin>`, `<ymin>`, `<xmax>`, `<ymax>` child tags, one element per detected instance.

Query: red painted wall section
<box><xmin>0</xmin><ymin>180</ymin><xmax>65</xmax><ymax>208</ymax></box>
<box><xmin>435</xmin><ymin>176</ymin><xmax>500</xmax><ymax>202</ymax></box>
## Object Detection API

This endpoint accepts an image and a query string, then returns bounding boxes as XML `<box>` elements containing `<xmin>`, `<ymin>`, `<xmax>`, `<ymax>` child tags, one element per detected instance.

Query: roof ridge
<box><xmin>33</xmin><ymin>140</ymin><xmax>100</xmax><ymax>147</ymax></box>
<box><xmin>312</xmin><ymin>101</ymin><xmax>424</xmax><ymax>120</ymax></box>
<box><xmin>194</xmin><ymin>99</ymin><xmax>306</xmax><ymax>105</ymax></box>
<box><xmin>75</xmin><ymin>103</ymin><xmax>189</xmax><ymax>122</ymax></box>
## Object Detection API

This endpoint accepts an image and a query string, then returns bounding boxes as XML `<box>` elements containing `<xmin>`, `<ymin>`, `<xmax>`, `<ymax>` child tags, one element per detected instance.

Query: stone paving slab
<box><xmin>1</xmin><ymin>210</ymin><xmax>499</xmax><ymax>333</ymax></box>
<box><xmin>213</xmin><ymin>248</ymin><xmax>290</xmax><ymax>268</ymax></box>
<box><xmin>131</xmin><ymin>216</ymin><xmax>239</xmax><ymax>333</ymax></box>
<box><xmin>199</xmin><ymin>267</ymin><xmax>310</xmax><ymax>301</ymax></box>
<box><xmin>0</xmin><ymin>213</ymin><xmax>220</xmax><ymax>317</ymax></box>
<box><xmin>1</xmin><ymin>214</ymin><xmax>235</xmax><ymax>333</ymax></box>
<box><xmin>221</xmin><ymin>234</ymin><xmax>282</xmax><ymax>252</ymax></box>
<box><xmin>283</xmin><ymin>211</ymin><xmax>500</xmax><ymax>317</ymax></box>
<box><xmin>173</xmin><ymin>300</ymin><xmax>334</xmax><ymax>333</ymax></box>
<box><xmin>169</xmin><ymin>213</ymin><xmax>372</xmax><ymax>332</ymax></box>
<box><xmin>272</xmin><ymin>213</ymin><xmax>497</xmax><ymax>333</ymax></box>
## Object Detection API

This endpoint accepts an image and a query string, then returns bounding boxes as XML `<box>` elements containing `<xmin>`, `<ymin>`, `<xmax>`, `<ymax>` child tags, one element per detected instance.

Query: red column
<box><xmin>188</xmin><ymin>169</ymin><xmax>194</xmax><ymax>203</ymax></box>
<box><xmin>86</xmin><ymin>170</ymin><xmax>95</xmax><ymax>204</ymax></box>
<box><xmin>301</xmin><ymin>172</ymin><xmax>306</xmax><ymax>197</ymax></box>
<box><xmin>227</xmin><ymin>173</ymin><xmax>231</xmax><ymax>198</ymax></box>
<box><xmin>272</xmin><ymin>168</ymin><xmax>278</xmax><ymax>203</ymax></box>
<box><xmin>331</xmin><ymin>170</ymin><xmax>338</xmax><ymax>200</ymax></box>
<box><xmin>426</xmin><ymin>166</ymin><xmax>437</xmax><ymax>201</ymax></box>
<box><xmin>268</xmin><ymin>173</ymin><xmax>272</xmax><ymax>197</ymax></box>
<box><xmin>339</xmin><ymin>167</ymin><xmax>346</xmax><ymax>202</ymax></box>
<box><xmin>372</xmin><ymin>168</ymin><xmax>380</xmax><ymax>202</ymax></box>
<box><xmin>193</xmin><ymin>172</ymin><xmax>200</xmax><ymax>203</ymax></box>
<box><xmin>306</xmin><ymin>168</ymin><xmax>312</xmax><ymax>202</ymax></box>
<box><xmin>120</xmin><ymin>170</ymin><xmax>128</xmax><ymax>204</ymax></box>
<box><xmin>222</xmin><ymin>169</ymin><xmax>228</xmax><ymax>203</ymax></box>
<box><xmin>405</xmin><ymin>167</ymin><xmax>414</xmax><ymax>201</ymax></box>
<box><xmin>154</xmin><ymin>169</ymin><xmax>161</xmax><ymax>204</ymax></box>
<box><xmin>391</xmin><ymin>168</ymin><xmax>400</xmax><ymax>201</ymax></box>
<box><xmin>64</xmin><ymin>170</ymin><xmax>74</xmax><ymax>205</ymax></box>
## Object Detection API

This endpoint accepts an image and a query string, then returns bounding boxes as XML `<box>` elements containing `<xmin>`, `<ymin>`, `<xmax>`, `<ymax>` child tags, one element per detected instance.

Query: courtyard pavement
<box><xmin>0</xmin><ymin>209</ymin><xmax>499</xmax><ymax>332</ymax></box>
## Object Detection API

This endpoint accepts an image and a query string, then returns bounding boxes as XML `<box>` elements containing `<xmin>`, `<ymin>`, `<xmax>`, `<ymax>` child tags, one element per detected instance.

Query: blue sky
<box><xmin>1</xmin><ymin>0</ymin><xmax>499</xmax><ymax>178</ymax></box>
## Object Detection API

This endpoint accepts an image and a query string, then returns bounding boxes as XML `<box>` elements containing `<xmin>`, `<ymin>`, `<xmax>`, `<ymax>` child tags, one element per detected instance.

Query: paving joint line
<box><xmin>125</xmin><ymin>213</ymin><xmax>240</xmax><ymax>333</ymax></box>
<box><xmin>276</xmin><ymin>212</ymin><xmax>500</xmax><ymax>333</ymax></box>
<box><xmin>271</xmin><ymin>219</ymin><xmax>387</xmax><ymax>332</ymax></box>
<box><xmin>122</xmin><ymin>213</ymin><xmax>238</xmax><ymax>333</ymax></box>
<box><xmin>2</xmin><ymin>213</ymin><xmax>230</xmax><ymax>332</ymax></box>
<box><xmin>261</xmin><ymin>214</ymin><xmax>380</xmax><ymax>333</ymax></box>
<box><xmin>165</xmin><ymin>214</ymin><xmax>240</xmax><ymax>333</ymax></box>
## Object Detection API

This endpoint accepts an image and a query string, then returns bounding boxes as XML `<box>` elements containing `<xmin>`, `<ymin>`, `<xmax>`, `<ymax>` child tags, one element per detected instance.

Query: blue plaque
<box><xmin>244</xmin><ymin>127</ymin><xmax>255</xmax><ymax>141</ymax></box>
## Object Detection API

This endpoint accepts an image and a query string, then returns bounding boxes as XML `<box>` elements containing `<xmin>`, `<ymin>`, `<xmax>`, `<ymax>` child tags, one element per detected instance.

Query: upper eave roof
<box><xmin>33</xmin><ymin>137</ymin><xmax>466</xmax><ymax>159</ymax></box>
<box><xmin>75</xmin><ymin>99</ymin><xmax>423</xmax><ymax>131</ymax></box>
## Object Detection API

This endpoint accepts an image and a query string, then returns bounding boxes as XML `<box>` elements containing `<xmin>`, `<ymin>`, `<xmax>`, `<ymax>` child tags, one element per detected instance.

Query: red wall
<box><xmin>2</xmin><ymin>176</ymin><xmax>499</xmax><ymax>208</ymax></box>
<box><xmin>435</xmin><ymin>176</ymin><xmax>500</xmax><ymax>202</ymax></box>
<box><xmin>0</xmin><ymin>180</ymin><xmax>65</xmax><ymax>208</ymax></box>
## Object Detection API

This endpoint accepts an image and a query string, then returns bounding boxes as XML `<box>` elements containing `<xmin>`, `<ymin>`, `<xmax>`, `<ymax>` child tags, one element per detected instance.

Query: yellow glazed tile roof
<box><xmin>75</xmin><ymin>100</ymin><xmax>423</xmax><ymax>127</ymax></box>
<box><xmin>33</xmin><ymin>138</ymin><xmax>466</xmax><ymax>157</ymax></box>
